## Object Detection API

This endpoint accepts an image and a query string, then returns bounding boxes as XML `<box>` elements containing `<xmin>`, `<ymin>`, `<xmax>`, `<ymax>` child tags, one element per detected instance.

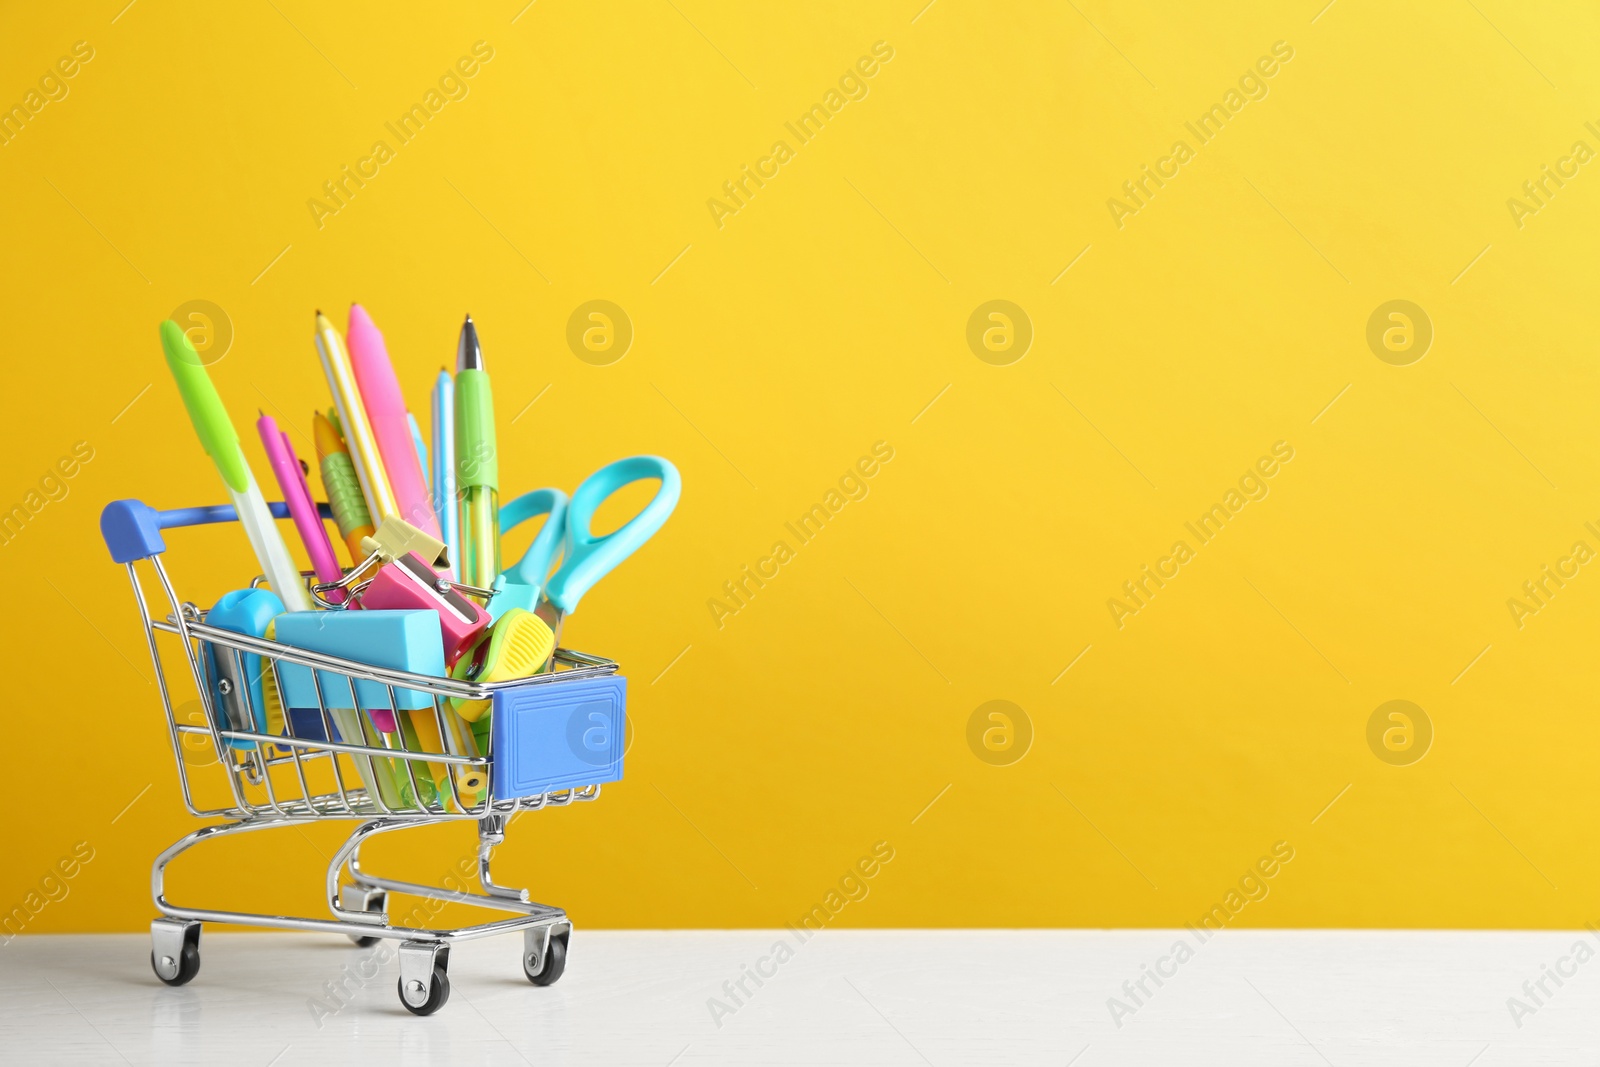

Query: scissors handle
<box><xmin>545</xmin><ymin>455</ymin><xmax>680</xmax><ymax>613</ymax></box>
<box><xmin>498</xmin><ymin>488</ymin><xmax>569</xmax><ymax>597</ymax></box>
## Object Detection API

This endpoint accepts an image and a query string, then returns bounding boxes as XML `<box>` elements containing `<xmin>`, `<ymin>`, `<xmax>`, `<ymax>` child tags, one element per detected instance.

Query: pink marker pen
<box><xmin>346</xmin><ymin>304</ymin><xmax>441</xmax><ymax>539</ymax></box>
<box><xmin>257</xmin><ymin>413</ymin><xmax>345</xmax><ymax>604</ymax></box>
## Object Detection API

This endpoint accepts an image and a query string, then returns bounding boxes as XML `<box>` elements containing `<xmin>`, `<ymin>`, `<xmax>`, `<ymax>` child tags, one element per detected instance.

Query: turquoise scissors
<box><xmin>494</xmin><ymin>455</ymin><xmax>681</xmax><ymax>654</ymax></box>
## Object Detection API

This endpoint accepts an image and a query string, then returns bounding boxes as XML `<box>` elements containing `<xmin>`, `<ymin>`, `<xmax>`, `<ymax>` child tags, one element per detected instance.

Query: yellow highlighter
<box><xmin>401</xmin><ymin>708</ymin><xmax>483</xmax><ymax>809</ymax></box>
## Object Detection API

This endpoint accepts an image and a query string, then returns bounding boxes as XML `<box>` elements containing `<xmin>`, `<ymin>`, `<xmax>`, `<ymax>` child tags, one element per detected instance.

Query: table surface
<box><xmin>2</xmin><ymin>929</ymin><xmax>1595</xmax><ymax>1064</ymax></box>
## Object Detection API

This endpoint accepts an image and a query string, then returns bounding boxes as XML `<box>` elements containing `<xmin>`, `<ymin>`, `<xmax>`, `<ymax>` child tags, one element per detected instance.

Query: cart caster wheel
<box><xmin>150</xmin><ymin>919</ymin><xmax>201</xmax><ymax>987</ymax></box>
<box><xmin>398</xmin><ymin>966</ymin><xmax>450</xmax><ymax>1016</ymax></box>
<box><xmin>525</xmin><ymin>935</ymin><xmax>566</xmax><ymax>986</ymax></box>
<box><xmin>151</xmin><ymin>943</ymin><xmax>200</xmax><ymax>987</ymax></box>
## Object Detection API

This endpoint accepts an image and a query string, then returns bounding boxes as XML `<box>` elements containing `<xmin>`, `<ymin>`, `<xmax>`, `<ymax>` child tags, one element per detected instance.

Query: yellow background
<box><xmin>4</xmin><ymin>0</ymin><xmax>1599</xmax><ymax>932</ymax></box>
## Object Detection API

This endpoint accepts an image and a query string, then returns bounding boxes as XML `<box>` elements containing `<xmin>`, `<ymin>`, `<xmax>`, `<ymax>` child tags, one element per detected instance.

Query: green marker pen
<box><xmin>454</xmin><ymin>314</ymin><xmax>500</xmax><ymax>590</ymax></box>
<box><xmin>159</xmin><ymin>320</ymin><xmax>313</xmax><ymax>614</ymax></box>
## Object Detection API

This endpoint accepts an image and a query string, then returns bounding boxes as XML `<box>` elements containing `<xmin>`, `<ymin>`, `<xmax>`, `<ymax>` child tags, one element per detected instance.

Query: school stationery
<box><xmin>202</xmin><ymin>588</ymin><xmax>283</xmax><ymax>747</ymax></box>
<box><xmin>496</xmin><ymin>456</ymin><xmax>681</xmax><ymax>661</ymax></box>
<box><xmin>274</xmin><ymin>609</ymin><xmax>441</xmax><ymax>725</ymax></box>
<box><xmin>491</xmin><ymin>488</ymin><xmax>566</xmax><ymax>621</ymax></box>
<box><xmin>431</xmin><ymin>369</ymin><xmax>459</xmax><ymax>579</ymax></box>
<box><xmin>450</xmin><ymin>607</ymin><xmax>554</xmax><ymax>721</ymax></box>
<box><xmin>313</xmin><ymin>410</ymin><xmax>374</xmax><ymax>565</ymax></box>
<box><xmin>277</xmin><ymin>663</ymin><xmax>420</xmax><ymax>810</ymax></box>
<box><xmin>315</xmin><ymin>310</ymin><xmax>397</xmax><ymax>523</ymax></box>
<box><xmin>408</xmin><ymin>412</ymin><xmax>429</xmax><ymax>491</ymax></box>
<box><xmin>261</xmin><ymin>618</ymin><xmax>289</xmax><ymax>737</ymax></box>
<box><xmin>257</xmin><ymin>412</ymin><xmax>345</xmax><ymax>603</ymax></box>
<box><xmin>109</xmin><ymin>290</ymin><xmax>668</xmax><ymax>1009</ymax></box>
<box><xmin>275</xmin><ymin>609</ymin><xmax>450</xmax><ymax>806</ymax></box>
<box><xmin>360</xmin><ymin>552</ymin><xmax>490</xmax><ymax>666</ymax></box>
<box><xmin>455</xmin><ymin>315</ymin><xmax>500</xmax><ymax>589</ymax></box>
<box><xmin>159</xmin><ymin>320</ymin><xmax>313</xmax><ymax>613</ymax></box>
<box><xmin>359</xmin><ymin>515</ymin><xmax>451</xmax><ymax>573</ymax></box>
<box><xmin>348</xmin><ymin>304</ymin><xmax>440</xmax><ymax>537</ymax></box>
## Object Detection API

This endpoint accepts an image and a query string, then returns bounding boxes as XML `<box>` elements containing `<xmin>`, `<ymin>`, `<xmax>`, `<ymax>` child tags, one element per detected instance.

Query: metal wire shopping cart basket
<box><xmin>100</xmin><ymin>498</ymin><xmax>628</xmax><ymax>1015</ymax></box>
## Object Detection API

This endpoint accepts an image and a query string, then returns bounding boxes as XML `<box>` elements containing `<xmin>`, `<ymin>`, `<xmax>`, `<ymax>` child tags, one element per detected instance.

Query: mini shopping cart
<box><xmin>100</xmin><ymin>498</ymin><xmax>628</xmax><ymax>1016</ymax></box>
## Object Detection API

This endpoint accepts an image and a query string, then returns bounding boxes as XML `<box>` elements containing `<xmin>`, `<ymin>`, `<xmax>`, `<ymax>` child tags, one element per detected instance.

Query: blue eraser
<box><xmin>274</xmin><ymin>610</ymin><xmax>446</xmax><ymax>715</ymax></box>
<box><xmin>490</xmin><ymin>674</ymin><xmax>626</xmax><ymax>800</ymax></box>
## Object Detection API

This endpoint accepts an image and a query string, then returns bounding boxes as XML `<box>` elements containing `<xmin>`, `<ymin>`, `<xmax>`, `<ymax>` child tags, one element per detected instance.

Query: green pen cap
<box><xmin>455</xmin><ymin>368</ymin><xmax>498</xmax><ymax>491</ymax></box>
<box><xmin>160</xmin><ymin>319</ymin><xmax>248</xmax><ymax>493</ymax></box>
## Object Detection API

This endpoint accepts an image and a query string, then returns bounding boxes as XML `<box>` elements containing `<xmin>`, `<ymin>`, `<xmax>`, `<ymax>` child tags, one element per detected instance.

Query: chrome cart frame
<box><xmin>104</xmin><ymin>499</ymin><xmax>623</xmax><ymax>1015</ymax></box>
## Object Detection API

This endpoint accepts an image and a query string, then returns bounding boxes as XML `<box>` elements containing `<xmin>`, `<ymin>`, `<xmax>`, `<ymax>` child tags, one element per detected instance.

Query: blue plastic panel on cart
<box><xmin>491</xmin><ymin>674</ymin><xmax>626</xmax><ymax>800</ymax></box>
<box><xmin>274</xmin><ymin>610</ymin><xmax>443</xmax><ymax>712</ymax></box>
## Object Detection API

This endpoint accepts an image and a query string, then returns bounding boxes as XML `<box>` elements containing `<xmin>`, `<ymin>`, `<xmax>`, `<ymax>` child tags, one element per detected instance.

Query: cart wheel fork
<box><xmin>151</xmin><ymin>918</ymin><xmax>201</xmax><ymax>985</ymax></box>
<box><xmin>398</xmin><ymin>941</ymin><xmax>450</xmax><ymax>1014</ymax></box>
<box><xmin>524</xmin><ymin>923</ymin><xmax>570</xmax><ymax>984</ymax></box>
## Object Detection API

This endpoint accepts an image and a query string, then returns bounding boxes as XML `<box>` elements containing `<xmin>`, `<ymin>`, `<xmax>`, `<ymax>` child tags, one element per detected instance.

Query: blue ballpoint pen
<box><xmin>431</xmin><ymin>368</ymin><xmax>459</xmax><ymax>579</ymax></box>
<box><xmin>408</xmin><ymin>412</ymin><xmax>429</xmax><ymax>493</ymax></box>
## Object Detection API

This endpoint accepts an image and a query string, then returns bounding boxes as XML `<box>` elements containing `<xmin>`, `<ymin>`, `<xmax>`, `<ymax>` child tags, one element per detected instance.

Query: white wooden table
<box><xmin>1</xmin><ymin>930</ymin><xmax>1592</xmax><ymax>1064</ymax></box>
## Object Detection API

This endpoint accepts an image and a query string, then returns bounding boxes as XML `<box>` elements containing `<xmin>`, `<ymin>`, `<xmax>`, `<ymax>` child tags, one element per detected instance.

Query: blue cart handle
<box><xmin>101</xmin><ymin>499</ymin><xmax>334</xmax><ymax>564</ymax></box>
